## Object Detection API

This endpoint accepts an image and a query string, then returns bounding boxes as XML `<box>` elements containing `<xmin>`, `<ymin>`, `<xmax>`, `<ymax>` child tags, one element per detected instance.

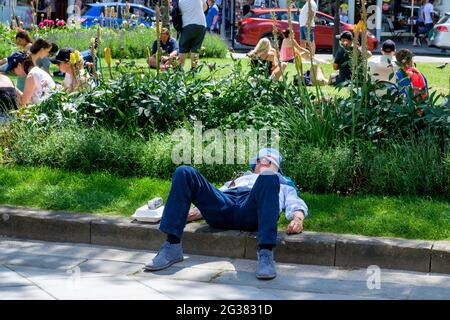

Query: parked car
<box><xmin>80</xmin><ymin>2</ymin><xmax>155</xmax><ymax>28</ymax></box>
<box><xmin>236</xmin><ymin>8</ymin><xmax>378</xmax><ymax>51</ymax></box>
<box><xmin>431</xmin><ymin>12</ymin><xmax>450</xmax><ymax>50</ymax></box>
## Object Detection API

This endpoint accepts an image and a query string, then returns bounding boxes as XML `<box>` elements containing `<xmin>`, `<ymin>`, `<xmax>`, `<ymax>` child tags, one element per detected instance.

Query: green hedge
<box><xmin>6</xmin><ymin>125</ymin><xmax>449</xmax><ymax>198</ymax></box>
<box><xmin>40</xmin><ymin>27</ymin><xmax>228</xmax><ymax>59</ymax></box>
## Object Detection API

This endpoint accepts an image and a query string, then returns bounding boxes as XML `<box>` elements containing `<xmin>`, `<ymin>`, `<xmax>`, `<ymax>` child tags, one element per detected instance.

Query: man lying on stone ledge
<box><xmin>145</xmin><ymin>148</ymin><xmax>308</xmax><ymax>280</ymax></box>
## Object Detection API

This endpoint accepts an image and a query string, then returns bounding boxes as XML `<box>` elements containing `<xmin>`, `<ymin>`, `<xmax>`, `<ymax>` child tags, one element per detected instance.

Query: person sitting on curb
<box><xmin>144</xmin><ymin>148</ymin><xmax>309</xmax><ymax>280</ymax></box>
<box><xmin>147</xmin><ymin>28</ymin><xmax>179</xmax><ymax>70</ymax></box>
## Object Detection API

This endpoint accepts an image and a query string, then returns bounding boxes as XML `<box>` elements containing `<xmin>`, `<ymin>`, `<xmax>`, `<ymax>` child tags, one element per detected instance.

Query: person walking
<box><xmin>413</xmin><ymin>0</ymin><xmax>425</xmax><ymax>47</ymax></box>
<box><xmin>422</xmin><ymin>0</ymin><xmax>435</xmax><ymax>46</ymax></box>
<box><xmin>178</xmin><ymin>0</ymin><xmax>208</xmax><ymax>70</ymax></box>
<box><xmin>299</xmin><ymin>0</ymin><xmax>318</xmax><ymax>56</ymax></box>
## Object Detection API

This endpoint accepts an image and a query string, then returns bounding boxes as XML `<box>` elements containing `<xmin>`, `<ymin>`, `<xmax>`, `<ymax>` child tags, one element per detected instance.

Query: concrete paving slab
<box><xmin>0</xmin><ymin>285</ymin><xmax>54</xmax><ymax>300</ymax></box>
<box><xmin>136</xmin><ymin>278</ymin><xmax>282</xmax><ymax>300</ymax></box>
<box><xmin>136</xmin><ymin>265</ymin><xmax>224</xmax><ymax>283</ymax></box>
<box><xmin>268</xmin><ymin>288</ymin><xmax>380</xmax><ymax>300</ymax></box>
<box><xmin>408</xmin><ymin>286</ymin><xmax>450</xmax><ymax>300</ymax></box>
<box><xmin>213</xmin><ymin>270</ymin><xmax>413</xmax><ymax>299</ymax></box>
<box><xmin>0</xmin><ymin>266</ymin><xmax>31</xmax><ymax>287</ymax></box>
<box><xmin>0</xmin><ymin>238</ymin><xmax>152</xmax><ymax>264</ymax></box>
<box><xmin>30</xmin><ymin>275</ymin><xmax>170</xmax><ymax>300</ymax></box>
<box><xmin>77</xmin><ymin>259</ymin><xmax>145</xmax><ymax>275</ymax></box>
<box><xmin>3</xmin><ymin>238</ymin><xmax>450</xmax><ymax>300</ymax></box>
<box><xmin>0</xmin><ymin>252</ymin><xmax>86</xmax><ymax>270</ymax></box>
<box><xmin>5</xmin><ymin>265</ymin><xmax>116</xmax><ymax>281</ymax></box>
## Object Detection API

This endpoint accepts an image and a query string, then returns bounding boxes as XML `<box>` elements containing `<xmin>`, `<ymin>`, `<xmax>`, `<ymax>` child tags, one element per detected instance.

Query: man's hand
<box><xmin>286</xmin><ymin>211</ymin><xmax>304</xmax><ymax>234</ymax></box>
<box><xmin>187</xmin><ymin>207</ymin><xmax>203</xmax><ymax>222</ymax></box>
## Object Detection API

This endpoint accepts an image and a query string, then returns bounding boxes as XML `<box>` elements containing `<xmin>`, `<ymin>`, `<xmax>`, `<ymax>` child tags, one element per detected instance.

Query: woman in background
<box><xmin>247</xmin><ymin>38</ymin><xmax>286</xmax><ymax>81</ymax></box>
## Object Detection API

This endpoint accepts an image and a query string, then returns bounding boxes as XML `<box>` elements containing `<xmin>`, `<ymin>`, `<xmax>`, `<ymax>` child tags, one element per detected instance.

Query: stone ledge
<box><xmin>0</xmin><ymin>205</ymin><xmax>448</xmax><ymax>274</ymax></box>
<box><xmin>335</xmin><ymin>234</ymin><xmax>434</xmax><ymax>273</ymax></box>
<box><xmin>431</xmin><ymin>241</ymin><xmax>450</xmax><ymax>274</ymax></box>
<box><xmin>0</xmin><ymin>205</ymin><xmax>92</xmax><ymax>244</ymax></box>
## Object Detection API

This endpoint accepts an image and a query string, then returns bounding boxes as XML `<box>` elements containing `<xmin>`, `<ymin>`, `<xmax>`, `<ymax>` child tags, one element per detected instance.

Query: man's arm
<box><xmin>17</xmin><ymin>75</ymin><xmax>35</xmax><ymax>106</ymax></box>
<box><xmin>283</xmin><ymin>185</ymin><xmax>308</xmax><ymax>221</ymax></box>
<box><xmin>333</xmin><ymin>48</ymin><xmax>343</xmax><ymax>70</ymax></box>
<box><xmin>210</xmin><ymin>7</ymin><xmax>219</xmax><ymax>30</ymax></box>
<box><xmin>282</xmin><ymin>184</ymin><xmax>308</xmax><ymax>235</ymax></box>
<box><xmin>287</xmin><ymin>209</ymin><xmax>305</xmax><ymax>234</ymax></box>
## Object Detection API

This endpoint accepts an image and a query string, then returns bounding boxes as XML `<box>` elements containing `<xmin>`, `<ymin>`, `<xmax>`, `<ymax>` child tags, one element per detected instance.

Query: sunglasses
<box><xmin>257</xmin><ymin>157</ymin><xmax>272</xmax><ymax>165</ymax></box>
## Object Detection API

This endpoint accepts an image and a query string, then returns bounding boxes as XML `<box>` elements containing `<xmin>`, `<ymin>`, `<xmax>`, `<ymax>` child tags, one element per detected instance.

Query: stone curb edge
<box><xmin>0</xmin><ymin>205</ymin><xmax>448</xmax><ymax>274</ymax></box>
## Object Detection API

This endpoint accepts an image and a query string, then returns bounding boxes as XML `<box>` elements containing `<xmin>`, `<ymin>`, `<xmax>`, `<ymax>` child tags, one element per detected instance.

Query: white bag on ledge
<box><xmin>131</xmin><ymin>205</ymin><xmax>164</xmax><ymax>223</ymax></box>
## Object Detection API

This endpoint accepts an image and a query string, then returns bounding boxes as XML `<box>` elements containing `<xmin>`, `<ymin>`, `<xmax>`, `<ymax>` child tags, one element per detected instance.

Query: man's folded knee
<box><xmin>255</xmin><ymin>174</ymin><xmax>280</xmax><ymax>188</ymax></box>
<box><xmin>174</xmin><ymin>165</ymin><xmax>196</xmax><ymax>176</ymax></box>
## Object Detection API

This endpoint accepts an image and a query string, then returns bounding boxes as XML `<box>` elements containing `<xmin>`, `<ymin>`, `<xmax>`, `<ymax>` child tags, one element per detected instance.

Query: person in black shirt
<box><xmin>242</xmin><ymin>0</ymin><xmax>254</xmax><ymax>17</ymax></box>
<box><xmin>147</xmin><ymin>28</ymin><xmax>179</xmax><ymax>70</ymax></box>
<box><xmin>0</xmin><ymin>73</ymin><xmax>18</xmax><ymax>121</ymax></box>
<box><xmin>331</xmin><ymin>31</ymin><xmax>354</xmax><ymax>85</ymax></box>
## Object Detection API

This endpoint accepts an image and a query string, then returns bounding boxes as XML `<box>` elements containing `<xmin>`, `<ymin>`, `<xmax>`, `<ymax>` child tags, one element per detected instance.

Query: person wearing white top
<box><xmin>178</xmin><ymin>0</ymin><xmax>208</xmax><ymax>69</ymax></box>
<box><xmin>299</xmin><ymin>0</ymin><xmax>318</xmax><ymax>56</ymax></box>
<box><xmin>368</xmin><ymin>40</ymin><xmax>397</xmax><ymax>83</ymax></box>
<box><xmin>5</xmin><ymin>52</ymin><xmax>56</xmax><ymax>106</ymax></box>
<box><xmin>368</xmin><ymin>40</ymin><xmax>398</xmax><ymax>95</ymax></box>
<box><xmin>422</xmin><ymin>0</ymin><xmax>435</xmax><ymax>46</ymax></box>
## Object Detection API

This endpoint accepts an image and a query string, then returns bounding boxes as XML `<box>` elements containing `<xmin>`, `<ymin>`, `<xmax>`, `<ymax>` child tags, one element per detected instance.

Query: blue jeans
<box><xmin>159</xmin><ymin>166</ymin><xmax>280</xmax><ymax>245</ymax></box>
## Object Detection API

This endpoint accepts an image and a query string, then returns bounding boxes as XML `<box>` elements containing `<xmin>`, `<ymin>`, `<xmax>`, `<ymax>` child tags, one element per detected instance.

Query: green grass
<box><xmin>0</xmin><ymin>165</ymin><xmax>448</xmax><ymax>240</ymax></box>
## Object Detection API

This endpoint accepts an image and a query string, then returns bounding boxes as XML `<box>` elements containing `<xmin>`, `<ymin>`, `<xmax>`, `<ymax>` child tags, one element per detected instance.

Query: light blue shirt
<box><xmin>219</xmin><ymin>171</ymin><xmax>309</xmax><ymax>220</ymax></box>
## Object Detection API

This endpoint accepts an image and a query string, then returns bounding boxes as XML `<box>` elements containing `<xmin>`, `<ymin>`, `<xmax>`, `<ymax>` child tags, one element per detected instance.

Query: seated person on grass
<box><xmin>147</xmin><ymin>28</ymin><xmax>179</xmax><ymax>70</ymax></box>
<box><xmin>395</xmin><ymin>49</ymin><xmax>429</xmax><ymax>102</ymax></box>
<box><xmin>6</xmin><ymin>52</ymin><xmax>56</xmax><ymax>106</ymax></box>
<box><xmin>51</xmin><ymin>48</ymin><xmax>90</xmax><ymax>93</ymax></box>
<box><xmin>144</xmin><ymin>148</ymin><xmax>309</xmax><ymax>280</ymax></box>
<box><xmin>0</xmin><ymin>73</ymin><xmax>19</xmax><ymax>120</ymax></box>
<box><xmin>368</xmin><ymin>40</ymin><xmax>397</xmax><ymax>87</ymax></box>
<box><xmin>330</xmin><ymin>31</ymin><xmax>371</xmax><ymax>86</ymax></box>
<box><xmin>330</xmin><ymin>31</ymin><xmax>354</xmax><ymax>85</ymax></box>
<box><xmin>247</xmin><ymin>38</ymin><xmax>287</xmax><ymax>81</ymax></box>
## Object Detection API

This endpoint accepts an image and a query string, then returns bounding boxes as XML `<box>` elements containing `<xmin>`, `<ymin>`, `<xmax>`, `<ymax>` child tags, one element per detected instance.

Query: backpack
<box><xmin>397</xmin><ymin>67</ymin><xmax>428</xmax><ymax>100</ymax></box>
<box><xmin>170</xmin><ymin>4</ymin><xmax>183</xmax><ymax>35</ymax></box>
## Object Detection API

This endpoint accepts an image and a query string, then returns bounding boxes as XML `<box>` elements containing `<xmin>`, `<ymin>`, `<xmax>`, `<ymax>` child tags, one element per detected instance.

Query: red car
<box><xmin>236</xmin><ymin>8</ymin><xmax>378</xmax><ymax>51</ymax></box>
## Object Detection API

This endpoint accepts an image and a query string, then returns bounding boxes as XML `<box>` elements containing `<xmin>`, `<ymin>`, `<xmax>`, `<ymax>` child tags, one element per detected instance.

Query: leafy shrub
<box><xmin>282</xmin><ymin>144</ymin><xmax>360</xmax><ymax>194</ymax></box>
<box><xmin>20</xmin><ymin>62</ymin><xmax>287</xmax><ymax>136</ymax></box>
<box><xmin>39</xmin><ymin>27</ymin><xmax>227</xmax><ymax>59</ymax></box>
<box><xmin>5</xmin><ymin>124</ymin><xmax>449</xmax><ymax>197</ymax></box>
<box><xmin>362</xmin><ymin>138</ymin><xmax>449</xmax><ymax>197</ymax></box>
<box><xmin>11</xmin><ymin>125</ymin><xmax>142</xmax><ymax>176</ymax></box>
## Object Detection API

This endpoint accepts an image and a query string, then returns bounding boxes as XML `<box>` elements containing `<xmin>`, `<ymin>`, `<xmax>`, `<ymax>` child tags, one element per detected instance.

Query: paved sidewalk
<box><xmin>232</xmin><ymin>39</ymin><xmax>450</xmax><ymax>57</ymax></box>
<box><xmin>228</xmin><ymin>52</ymin><xmax>450</xmax><ymax>63</ymax></box>
<box><xmin>1</xmin><ymin>238</ymin><xmax>449</xmax><ymax>300</ymax></box>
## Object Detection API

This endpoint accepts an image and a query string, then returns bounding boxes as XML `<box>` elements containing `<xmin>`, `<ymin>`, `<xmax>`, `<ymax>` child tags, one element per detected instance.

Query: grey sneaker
<box><xmin>256</xmin><ymin>249</ymin><xmax>277</xmax><ymax>280</ymax></box>
<box><xmin>144</xmin><ymin>241</ymin><xmax>183</xmax><ymax>271</ymax></box>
